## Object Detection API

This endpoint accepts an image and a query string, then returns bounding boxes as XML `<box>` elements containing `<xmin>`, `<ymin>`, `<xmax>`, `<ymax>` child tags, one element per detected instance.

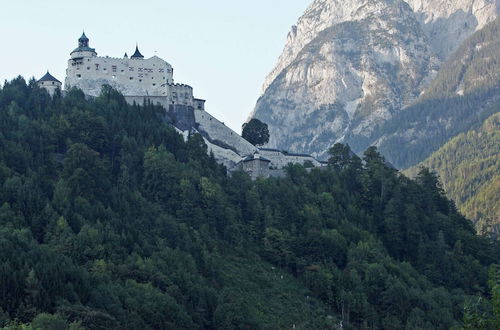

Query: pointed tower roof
<box><xmin>71</xmin><ymin>31</ymin><xmax>96</xmax><ymax>55</ymax></box>
<box><xmin>131</xmin><ymin>45</ymin><xmax>144</xmax><ymax>59</ymax></box>
<box><xmin>79</xmin><ymin>31</ymin><xmax>89</xmax><ymax>41</ymax></box>
<box><xmin>124</xmin><ymin>52</ymin><xmax>128</xmax><ymax>58</ymax></box>
<box><xmin>38</xmin><ymin>71</ymin><xmax>61</xmax><ymax>84</ymax></box>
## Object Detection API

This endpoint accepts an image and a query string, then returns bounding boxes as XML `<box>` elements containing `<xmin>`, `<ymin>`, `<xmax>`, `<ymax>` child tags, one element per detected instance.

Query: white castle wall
<box><xmin>201</xmin><ymin>136</ymin><xmax>243</xmax><ymax>168</ymax></box>
<box><xmin>258</xmin><ymin>148</ymin><xmax>323</xmax><ymax>169</ymax></box>
<box><xmin>38</xmin><ymin>80</ymin><xmax>61</xmax><ymax>96</ymax></box>
<box><xmin>194</xmin><ymin>109</ymin><xmax>258</xmax><ymax>157</ymax></box>
<box><xmin>65</xmin><ymin>55</ymin><xmax>173</xmax><ymax>97</ymax></box>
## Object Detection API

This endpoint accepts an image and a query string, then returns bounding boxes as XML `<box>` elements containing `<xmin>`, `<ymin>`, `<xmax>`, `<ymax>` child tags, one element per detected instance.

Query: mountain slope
<box><xmin>254</xmin><ymin>0</ymin><xmax>439</xmax><ymax>157</ymax></box>
<box><xmin>405</xmin><ymin>0</ymin><xmax>499</xmax><ymax>60</ymax></box>
<box><xmin>372</xmin><ymin>16</ymin><xmax>500</xmax><ymax>168</ymax></box>
<box><xmin>405</xmin><ymin>112</ymin><xmax>499</xmax><ymax>238</ymax></box>
<box><xmin>0</xmin><ymin>78</ymin><xmax>498</xmax><ymax>328</ymax></box>
<box><xmin>251</xmin><ymin>0</ymin><xmax>497</xmax><ymax>160</ymax></box>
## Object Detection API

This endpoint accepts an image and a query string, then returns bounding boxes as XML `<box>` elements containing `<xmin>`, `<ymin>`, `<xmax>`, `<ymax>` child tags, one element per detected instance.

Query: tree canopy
<box><xmin>0</xmin><ymin>78</ymin><xmax>498</xmax><ymax>329</ymax></box>
<box><xmin>242</xmin><ymin>118</ymin><xmax>270</xmax><ymax>146</ymax></box>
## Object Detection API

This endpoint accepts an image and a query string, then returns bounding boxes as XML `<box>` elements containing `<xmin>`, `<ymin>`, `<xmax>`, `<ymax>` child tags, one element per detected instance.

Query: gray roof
<box><xmin>131</xmin><ymin>45</ymin><xmax>144</xmax><ymax>58</ymax></box>
<box><xmin>241</xmin><ymin>154</ymin><xmax>271</xmax><ymax>163</ymax></box>
<box><xmin>259</xmin><ymin>147</ymin><xmax>281</xmax><ymax>152</ymax></box>
<box><xmin>79</xmin><ymin>32</ymin><xmax>89</xmax><ymax>41</ymax></box>
<box><xmin>259</xmin><ymin>147</ymin><xmax>315</xmax><ymax>158</ymax></box>
<box><xmin>38</xmin><ymin>71</ymin><xmax>61</xmax><ymax>84</ymax></box>
<box><xmin>71</xmin><ymin>46</ymin><xmax>96</xmax><ymax>54</ymax></box>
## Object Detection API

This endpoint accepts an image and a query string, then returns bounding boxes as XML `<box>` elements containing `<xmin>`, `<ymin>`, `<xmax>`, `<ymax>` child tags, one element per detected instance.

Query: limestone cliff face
<box><xmin>251</xmin><ymin>0</ymin><xmax>498</xmax><ymax>158</ymax></box>
<box><xmin>406</xmin><ymin>0</ymin><xmax>498</xmax><ymax>59</ymax></box>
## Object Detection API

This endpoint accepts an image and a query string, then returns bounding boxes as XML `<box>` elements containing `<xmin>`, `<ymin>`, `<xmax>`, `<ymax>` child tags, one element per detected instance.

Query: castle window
<box><xmin>77</xmin><ymin>74</ymin><xmax>82</xmax><ymax>78</ymax></box>
<box><xmin>129</xmin><ymin>77</ymin><xmax>133</xmax><ymax>80</ymax></box>
<box><xmin>138</xmin><ymin>73</ymin><xmax>143</xmax><ymax>78</ymax></box>
<box><xmin>138</xmin><ymin>68</ymin><xmax>143</xmax><ymax>72</ymax></box>
<box><xmin>159</xmin><ymin>68</ymin><xmax>164</xmax><ymax>73</ymax></box>
<box><xmin>152</xmin><ymin>83</ymin><xmax>156</xmax><ymax>86</ymax></box>
<box><xmin>87</xmin><ymin>67</ymin><xmax>90</xmax><ymax>70</ymax></box>
<box><xmin>103</xmin><ymin>68</ymin><xmax>107</xmax><ymax>71</ymax></box>
<box><xmin>112</xmin><ymin>65</ymin><xmax>117</xmax><ymax>72</ymax></box>
<box><xmin>95</xmin><ymin>64</ymin><xmax>99</xmax><ymax>70</ymax></box>
<box><xmin>139</xmin><ymin>79</ymin><xmax>142</xmax><ymax>82</ymax></box>
<box><xmin>129</xmin><ymin>67</ymin><xmax>134</xmax><ymax>71</ymax></box>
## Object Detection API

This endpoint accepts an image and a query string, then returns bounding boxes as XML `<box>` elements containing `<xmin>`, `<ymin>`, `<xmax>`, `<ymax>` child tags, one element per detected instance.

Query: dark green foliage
<box><xmin>242</xmin><ymin>118</ymin><xmax>269</xmax><ymax>146</ymax></box>
<box><xmin>0</xmin><ymin>79</ymin><xmax>498</xmax><ymax>329</ymax></box>
<box><xmin>406</xmin><ymin>112</ymin><xmax>499</xmax><ymax>238</ymax></box>
<box><xmin>462</xmin><ymin>265</ymin><xmax>500</xmax><ymax>329</ymax></box>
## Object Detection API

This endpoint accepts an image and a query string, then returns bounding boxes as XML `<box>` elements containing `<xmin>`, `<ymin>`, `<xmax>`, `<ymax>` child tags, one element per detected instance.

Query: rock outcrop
<box><xmin>251</xmin><ymin>0</ymin><xmax>498</xmax><ymax>159</ymax></box>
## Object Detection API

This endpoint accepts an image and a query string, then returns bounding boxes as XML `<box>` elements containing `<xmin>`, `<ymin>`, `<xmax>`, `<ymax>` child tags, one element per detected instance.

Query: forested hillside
<box><xmin>369</xmin><ymin>17</ymin><xmax>500</xmax><ymax>169</ymax></box>
<box><xmin>0</xmin><ymin>78</ymin><xmax>498</xmax><ymax>329</ymax></box>
<box><xmin>405</xmin><ymin>112</ymin><xmax>499</xmax><ymax>239</ymax></box>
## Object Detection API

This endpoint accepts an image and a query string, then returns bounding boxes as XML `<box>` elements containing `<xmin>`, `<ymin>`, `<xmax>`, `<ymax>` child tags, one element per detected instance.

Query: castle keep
<box><xmin>38</xmin><ymin>32</ymin><xmax>325</xmax><ymax>178</ymax></box>
<box><xmin>64</xmin><ymin>33</ymin><xmax>205</xmax><ymax>111</ymax></box>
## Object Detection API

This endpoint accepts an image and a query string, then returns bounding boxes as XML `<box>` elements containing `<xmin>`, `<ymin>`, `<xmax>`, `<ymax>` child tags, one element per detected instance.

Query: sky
<box><xmin>0</xmin><ymin>0</ymin><xmax>311</xmax><ymax>133</ymax></box>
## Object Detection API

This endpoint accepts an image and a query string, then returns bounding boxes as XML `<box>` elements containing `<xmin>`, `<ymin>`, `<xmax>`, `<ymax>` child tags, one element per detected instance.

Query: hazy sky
<box><xmin>0</xmin><ymin>0</ymin><xmax>311</xmax><ymax>132</ymax></box>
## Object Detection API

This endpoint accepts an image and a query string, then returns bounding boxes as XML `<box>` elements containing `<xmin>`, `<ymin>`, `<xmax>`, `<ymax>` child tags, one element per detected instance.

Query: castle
<box><xmin>64</xmin><ymin>32</ymin><xmax>205</xmax><ymax>111</ymax></box>
<box><xmin>38</xmin><ymin>32</ymin><xmax>326</xmax><ymax>178</ymax></box>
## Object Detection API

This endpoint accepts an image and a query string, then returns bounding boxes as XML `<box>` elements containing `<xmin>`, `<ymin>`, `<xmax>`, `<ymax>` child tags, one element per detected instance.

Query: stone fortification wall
<box><xmin>167</xmin><ymin>84</ymin><xmax>194</xmax><ymax>107</ymax></box>
<box><xmin>124</xmin><ymin>96</ymin><xmax>195</xmax><ymax>131</ymax></box>
<box><xmin>194</xmin><ymin>98</ymin><xmax>205</xmax><ymax>111</ymax></box>
<box><xmin>194</xmin><ymin>110</ymin><xmax>258</xmax><ymax>156</ymax></box>
<box><xmin>167</xmin><ymin>104</ymin><xmax>196</xmax><ymax>131</ymax></box>
<box><xmin>201</xmin><ymin>136</ymin><xmax>243</xmax><ymax>169</ymax></box>
<box><xmin>124</xmin><ymin>95</ymin><xmax>170</xmax><ymax>107</ymax></box>
<box><xmin>258</xmin><ymin>148</ymin><xmax>323</xmax><ymax>169</ymax></box>
<box><xmin>66</xmin><ymin>55</ymin><xmax>172</xmax><ymax>97</ymax></box>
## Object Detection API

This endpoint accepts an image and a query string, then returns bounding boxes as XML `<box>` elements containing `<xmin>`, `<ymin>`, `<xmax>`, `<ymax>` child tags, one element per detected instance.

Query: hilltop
<box><xmin>0</xmin><ymin>78</ymin><xmax>498</xmax><ymax>329</ymax></box>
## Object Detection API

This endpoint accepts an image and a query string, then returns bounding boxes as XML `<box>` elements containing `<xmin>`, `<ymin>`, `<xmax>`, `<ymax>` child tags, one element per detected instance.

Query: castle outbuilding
<box><xmin>231</xmin><ymin>153</ymin><xmax>271</xmax><ymax>179</ymax></box>
<box><xmin>37</xmin><ymin>71</ymin><xmax>62</xmax><ymax>95</ymax></box>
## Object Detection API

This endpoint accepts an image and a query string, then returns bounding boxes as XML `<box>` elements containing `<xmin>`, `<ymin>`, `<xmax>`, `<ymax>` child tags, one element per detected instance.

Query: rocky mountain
<box><xmin>373</xmin><ymin>16</ymin><xmax>500</xmax><ymax>168</ymax></box>
<box><xmin>251</xmin><ymin>0</ymin><xmax>498</xmax><ymax>161</ymax></box>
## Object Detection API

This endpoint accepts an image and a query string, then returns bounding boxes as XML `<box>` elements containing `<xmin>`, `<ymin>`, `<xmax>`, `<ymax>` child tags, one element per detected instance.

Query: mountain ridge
<box><xmin>371</xmin><ymin>15</ymin><xmax>500</xmax><ymax>168</ymax></box>
<box><xmin>251</xmin><ymin>0</ymin><xmax>498</xmax><ymax>161</ymax></box>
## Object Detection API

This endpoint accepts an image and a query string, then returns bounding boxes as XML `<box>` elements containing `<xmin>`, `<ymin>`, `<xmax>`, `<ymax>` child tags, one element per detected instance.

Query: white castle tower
<box><xmin>37</xmin><ymin>71</ymin><xmax>62</xmax><ymax>96</ymax></box>
<box><xmin>65</xmin><ymin>32</ymin><xmax>174</xmax><ymax>97</ymax></box>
